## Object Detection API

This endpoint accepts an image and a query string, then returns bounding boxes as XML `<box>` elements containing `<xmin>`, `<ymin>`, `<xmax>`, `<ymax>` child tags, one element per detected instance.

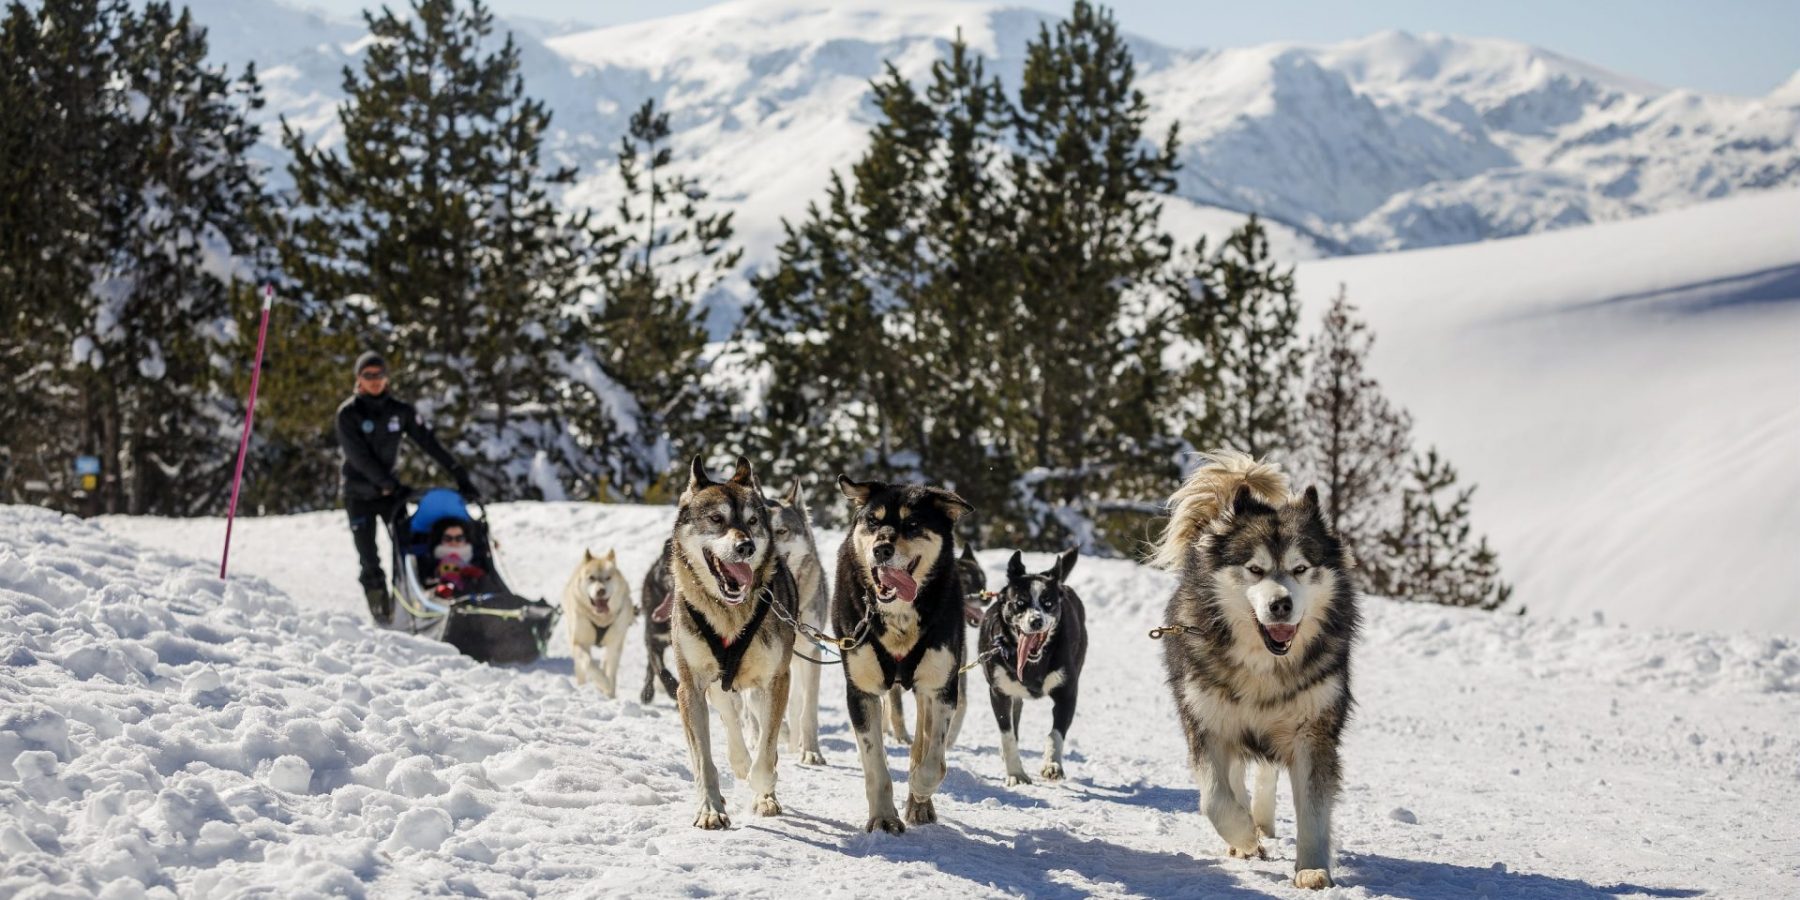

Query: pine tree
<box><xmin>1375</xmin><ymin>447</ymin><xmax>1512</xmax><ymax>610</ymax></box>
<box><xmin>1297</xmin><ymin>285</ymin><xmax>1413</xmax><ymax>583</ymax></box>
<box><xmin>101</xmin><ymin>2</ymin><xmax>269</xmax><ymax>514</ymax></box>
<box><xmin>1008</xmin><ymin>0</ymin><xmax>1181</xmax><ymax>546</ymax></box>
<box><xmin>1173</xmin><ymin>215</ymin><xmax>1305</xmax><ymax>461</ymax></box>
<box><xmin>1</xmin><ymin>0</ymin><xmax>268</xmax><ymax>515</ymax></box>
<box><xmin>572</xmin><ymin>98</ymin><xmax>738</xmax><ymax>499</ymax></box>
<box><xmin>0</xmin><ymin>0</ymin><xmax>117</xmax><ymax>505</ymax></box>
<box><xmin>749</xmin><ymin>37</ymin><xmax>1018</xmax><ymax>530</ymax></box>
<box><xmin>280</xmin><ymin>0</ymin><xmax>589</xmax><ymax>499</ymax></box>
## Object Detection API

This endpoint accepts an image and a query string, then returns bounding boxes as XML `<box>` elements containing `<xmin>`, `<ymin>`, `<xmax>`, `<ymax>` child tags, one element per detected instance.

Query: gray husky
<box><xmin>1154</xmin><ymin>450</ymin><xmax>1360</xmax><ymax>890</ymax></box>
<box><xmin>668</xmin><ymin>455</ymin><xmax>799</xmax><ymax>830</ymax></box>
<box><xmin>762</xmin><ymin>479</ymin><xmax>828</xmax><ymax>766</ymax></box>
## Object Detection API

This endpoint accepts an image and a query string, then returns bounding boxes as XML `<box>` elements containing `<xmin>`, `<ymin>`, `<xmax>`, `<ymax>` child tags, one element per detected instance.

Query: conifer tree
<box><xmin>1</xmin><ymin>0</ymin><xmax>267</xmax><ymax>514</ymax></box>
<box><xmin>280</xmin><ymin>0</ymin><xmax>588</xmax><ymax>499</ymax></box>
<box><xmin>0</xmin><ymin>0</ymin><xmax>117</xmax><ymax>504</ymax></box>
<box><xmin>572</xmin><ymin>98</ymin><xmax>738</xmax><ymax>499</ymax></box>
<box><xmin>1297</xmin><ymin>286</ymin><xmax>1413</xmax><ymax>582</ymax></box>
<box><xmin>1375</xmin><ymin>447</ymin><xmax>1512</xmax><ymax>610</ymax></box>
<box><xmin>750</xmin><ymin>36</ymin><xmax>1017</xmax><ymax>528</ymax></box>
<box><xmin>1173</xmin><ymin>215</ymin><xmax>1305</xmax><ymax>461</ymax></box>
<box><xmin>1008</xmin><ymin>0</ymin><xmax>1181</xmax><ymax>544</ymax></box>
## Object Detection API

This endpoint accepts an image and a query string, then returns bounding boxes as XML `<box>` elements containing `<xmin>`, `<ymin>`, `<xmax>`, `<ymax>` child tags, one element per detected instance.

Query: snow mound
<box><xmin>8</xmin><ymin>505</ymin><xmax>1799</xmax><ymax>896</ymax></box>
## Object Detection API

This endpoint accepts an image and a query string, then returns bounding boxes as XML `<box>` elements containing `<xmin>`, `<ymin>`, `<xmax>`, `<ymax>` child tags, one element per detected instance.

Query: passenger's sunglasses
<box><xmin>357</xmin><ymin>369</ymin><xmax>388</xmax><ymax>382</ymax></box>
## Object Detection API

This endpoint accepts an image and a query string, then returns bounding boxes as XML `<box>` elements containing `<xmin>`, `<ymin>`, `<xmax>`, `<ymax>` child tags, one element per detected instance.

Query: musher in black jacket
<box><xmin>337</xmin><ymin>351</ymin><xmax>477</xmax><ymax>624</ymax></box>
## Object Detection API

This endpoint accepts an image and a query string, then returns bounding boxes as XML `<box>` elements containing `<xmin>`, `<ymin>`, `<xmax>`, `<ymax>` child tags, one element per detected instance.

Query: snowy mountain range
<box><xmin>196</xmin><ymin>0</ymin><xmax>1800</xmax><ymax>263</ymax></box>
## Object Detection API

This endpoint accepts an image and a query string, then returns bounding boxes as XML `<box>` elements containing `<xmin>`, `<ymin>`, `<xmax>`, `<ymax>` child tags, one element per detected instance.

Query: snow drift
<box><xmin>5</xmin><ymin>502</ymin><xmax>1796</xmax><ymax>896</ymax></box>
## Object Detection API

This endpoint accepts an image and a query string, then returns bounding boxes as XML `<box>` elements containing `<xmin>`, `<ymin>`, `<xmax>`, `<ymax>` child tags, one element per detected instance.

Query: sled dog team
<box><xmin>562</xmin><ymin>450</ymin><xmax>1357</xmax><ymax>890</ymax></box>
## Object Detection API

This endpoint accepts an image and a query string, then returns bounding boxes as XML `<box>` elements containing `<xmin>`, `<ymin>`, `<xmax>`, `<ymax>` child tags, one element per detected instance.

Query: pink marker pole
<box><xmin>221</xmin><ymin>283</ymin><xmax>275</xmax><ymax>579</ymax></box>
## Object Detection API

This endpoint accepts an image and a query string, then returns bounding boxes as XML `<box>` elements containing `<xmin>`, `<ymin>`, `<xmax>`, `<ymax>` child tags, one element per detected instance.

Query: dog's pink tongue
<box><xmin>1015</xmin><ymin>633</ymin><xmax>1042</xmax><ymax>682</ymax></box>
<box><xmin>878</xmin><ymin>566</ymin><xmax>917</xmax><ymax>603</ymax></box>
<box><xmin>721</xmin><ymin>561</ymin><xmax>752</xmax><ymax>590</ymax></box>
<box><xmin>1265</xmin><ymin>623</ymin><xmax>1298</xmax><ymax>643</ymax></box>
<box><xmin>652</xmin><ymin>594</ymin><xmax>674</xmax><ymax>623</ymax></box>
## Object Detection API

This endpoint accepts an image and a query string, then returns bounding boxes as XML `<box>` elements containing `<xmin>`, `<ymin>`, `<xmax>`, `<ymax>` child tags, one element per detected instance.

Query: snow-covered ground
<box><xmin>4</xmin><ymin>502</ymin><xmax>1794</xmax><ymax>897</ymax></box>
<box><xmin>1294</xmin><ymin>187</ymin><xmax>1800</xmax><ymax>634</ymax></box>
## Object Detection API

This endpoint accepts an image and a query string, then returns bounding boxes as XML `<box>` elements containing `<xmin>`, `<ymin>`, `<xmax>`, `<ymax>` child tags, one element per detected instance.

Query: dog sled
<box><xmin>385</xmin><ymin>487</ymin><xmax>558</xmax><ymax>664</ymax></box>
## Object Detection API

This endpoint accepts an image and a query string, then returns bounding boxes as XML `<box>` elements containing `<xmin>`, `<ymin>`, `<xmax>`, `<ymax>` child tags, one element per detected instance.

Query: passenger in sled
<box><xmin>425</xmin><ymin>518</ymin><xmax>496</xmax><ymax>599</ymax></box>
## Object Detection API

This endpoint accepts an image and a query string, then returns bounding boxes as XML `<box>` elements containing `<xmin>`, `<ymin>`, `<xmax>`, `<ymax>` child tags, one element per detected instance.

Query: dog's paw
<box><xmin>693</xmin><ymin>808</ymin><xmax>730</xmax><ymax>830</ymax></box>
<box><xmin>1256</xmin><ymin>821</ymin><xmax>1277</xmax><ymax>840</ymax></box>
<box><xmin>1040</xmin><ymin>761</ymin><xmax>1065</xmax><ymax>781</ymax></box>
<box><xmin>639</xmin><ymin>685</ymin><xmax>655</xmax><ymax>705</ymax></box>
<box><xmin>751</xmin><ymin>793</ymin><xmax>782</xmax><ymax>817</ymax></box>
<box><xmin>1293</xmin><ymin>869</ymin><xmax>1332</xmax><ymax>890</ymax></box>
<box><xmin>1227</xmin><ymin>842</ymin><xmax>1267</xmax><ymax>860</ymax></box>
<box><xmin>864</xmin><ymin>813</ymin><xmax>905</xmax><ymax>834</ymax></box>
<box><xmin>1205</xmin><ymin>797</ymin><xmax>1259</xmax><ymax>853</ymax></box>
<box><xmin>797</xmin><ymin>750</ymin><xmax>826</xmax><ymax>766</ymax></box>
<box><xmin>1004</xmin><ymin>772</ymin><xmax>1033</xmax><ymax>787</ymax></box>
<box><xmin>904</xmin><ymin>794</ymin><xmax>937</xmax><ymax>825</ymax></box>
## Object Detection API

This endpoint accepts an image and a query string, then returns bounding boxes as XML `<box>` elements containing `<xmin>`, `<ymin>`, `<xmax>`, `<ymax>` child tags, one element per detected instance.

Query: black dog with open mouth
<box><xmin>978</xmin><ymin>548</ymin><xmax>1087</xmax><ymax>786</ymax></box>
<box><xmin>831</xmin><ymin>475</ymin><xmax>971</xmax><ymax>833</ymax></box>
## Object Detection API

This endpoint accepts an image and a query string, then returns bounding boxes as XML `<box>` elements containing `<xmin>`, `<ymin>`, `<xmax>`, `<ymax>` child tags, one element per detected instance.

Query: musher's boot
<box><xmin>365</xmin><ymin>587</ymin><xmax>394</xmax><ymax>626</ymax></box>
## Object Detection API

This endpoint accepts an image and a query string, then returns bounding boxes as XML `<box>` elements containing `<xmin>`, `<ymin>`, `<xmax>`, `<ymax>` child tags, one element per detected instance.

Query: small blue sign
<box><xmin>74</xmin><ymin>455</ymin><xmax>101</xmax><ymax>476</ymax></box>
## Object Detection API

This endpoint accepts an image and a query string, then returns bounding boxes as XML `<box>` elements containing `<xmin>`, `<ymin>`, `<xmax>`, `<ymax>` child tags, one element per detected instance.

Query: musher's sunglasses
<box><xmin>358</xmin><ymin>369</ymin><xmax>388</xmax><ymax>381</ymax></box>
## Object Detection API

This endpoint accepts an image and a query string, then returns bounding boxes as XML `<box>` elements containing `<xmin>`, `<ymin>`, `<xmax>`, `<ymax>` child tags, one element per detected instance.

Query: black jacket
<box><xmin>335</xmin><ymin>392</ymin><xmax>463</xmax><ymax>500</ymax></box>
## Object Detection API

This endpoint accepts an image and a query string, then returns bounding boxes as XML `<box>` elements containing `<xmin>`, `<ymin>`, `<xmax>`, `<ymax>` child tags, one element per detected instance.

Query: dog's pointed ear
<box><xmin>930</xmin><ymin>489</ymin><xmax>972</xmax><ymax>523</ymax></box>
<box><xmin>837</xmin><ymin>475</ymin><xmax>872</xmax><ymax>506</ymax></box>
<box><xmin>1007</xmin><ymin>550</ymin><xmax>1026</xmax><ymax>582</ymax></box>
<box><xmin>729</xmin><ymin>455</ymin><xmax>757</xmax><ymax>490</ymax></box>
<box><xmin>685</xmin><ymin>455</ymin><xmax>713</xmax><ymax>501</ymax></box>
<box><xmin>605</xmin><ymin>548</ymin><xmax>617</xmax><ymax>564</ymax></box>
<box><xmin>784</xmin><ymin>478</ymin><xmax>803</xmax><ymax>508</ymax></box>
<box><xmin>1302</xmin><ymin>485</ymin><xmax>1329</xmax><ymax>521</ymax></box>
<box><xmin>960</xmin><ymin>543</ymin><xmax>975</xmax><ymax>561</ymax></box>
<box><xmin>583</xmin><ymin>548</ymin><xmax>594</xmax><ymax>562</ymax></box>
<box><xmin>1230</xmin><ymin>483</ymin><xmax>1272</xmax><ymax>519</ymax></box>
<box><xmin>1054</xmin><ymin>547</ymin><xmax>1078</xmax><ymax>581</ymax></box>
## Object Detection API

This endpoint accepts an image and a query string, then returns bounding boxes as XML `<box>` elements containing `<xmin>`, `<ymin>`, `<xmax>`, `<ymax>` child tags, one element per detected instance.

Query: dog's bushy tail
<box><xmin>1152</xmin><ymin>449</ymin><xmax>1291</xmax><ymax>571</ymax></box>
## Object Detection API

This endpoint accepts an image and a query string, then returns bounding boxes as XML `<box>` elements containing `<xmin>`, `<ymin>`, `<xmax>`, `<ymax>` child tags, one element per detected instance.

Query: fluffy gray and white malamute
<box><xmin>1154</xmin><ymin>450</ymin><xmax>1360</xmax><ymax>890</ymax></box>
<box><xmin>668</xmin><ymin>455</ymin><xmax>799</xmax><ymax>830</ymax></box>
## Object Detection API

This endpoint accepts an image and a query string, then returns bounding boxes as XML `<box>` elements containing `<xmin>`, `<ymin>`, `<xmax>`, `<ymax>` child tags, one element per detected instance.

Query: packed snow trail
<box><xmin>2</xmin><ymin>503</ymin><xmax>1795</xmax><ymax>897</ymax></box>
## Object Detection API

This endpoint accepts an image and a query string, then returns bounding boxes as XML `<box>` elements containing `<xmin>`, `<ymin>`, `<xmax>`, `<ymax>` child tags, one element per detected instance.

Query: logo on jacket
<box><xmin>388</xmin><ymin>416</ymin><xmax>401</xmax><ymax>432</ymax></box>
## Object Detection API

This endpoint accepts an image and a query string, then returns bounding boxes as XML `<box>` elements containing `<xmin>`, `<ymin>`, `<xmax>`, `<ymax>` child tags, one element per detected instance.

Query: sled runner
<box><xmin>385</xmin><ymin>487</ymin><xmax>558</xmax><ymax>664</ymax></box>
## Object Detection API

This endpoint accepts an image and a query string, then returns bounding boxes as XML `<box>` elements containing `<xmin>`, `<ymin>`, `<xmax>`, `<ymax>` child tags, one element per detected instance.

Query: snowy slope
<box><xmin>1293</xmin><ymin>187</ymin><xmax>1800</xmax><ymax>634</ymax></box>
<box><xmin>2</xmin><ymin>503</ymin><xmax>1788</xmax><ymax>896</ymax></box>
<box><xmin>201</xmin><ymin>0</ymin><xmax>1799</xmax><ymax>279</ymax></box>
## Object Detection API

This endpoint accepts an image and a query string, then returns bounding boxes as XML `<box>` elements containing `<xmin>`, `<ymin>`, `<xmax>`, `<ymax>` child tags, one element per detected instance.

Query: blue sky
<box><xmin>298</xmin><ymin>0</ymin><xmax>1799</xmax><ymax>96</ymax></box>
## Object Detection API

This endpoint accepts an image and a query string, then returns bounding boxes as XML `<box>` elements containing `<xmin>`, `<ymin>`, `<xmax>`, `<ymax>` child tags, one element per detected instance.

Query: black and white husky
<box><xmin>832</xmin><ymin>476</ymin><xmax>970</xmax><ymax>833</ymax></box>
<box><xmin>1154</xmin><ymin>450</ymin><xmax>1360</xmax><ymax>890</ymax></box>
<box><xmin>979</xmin><ymin>548</ymin><xmax>1087</xmax><ymax>786</ymax></box>
<box><xmin>668</xmin><ymin>455</ymin><xmax>799</xmax><ymax>830</ymax></box>
<box><xmin>883</xmin><ymin>542</ymin><xmax>987</xmax><ymax>747</ymax></box>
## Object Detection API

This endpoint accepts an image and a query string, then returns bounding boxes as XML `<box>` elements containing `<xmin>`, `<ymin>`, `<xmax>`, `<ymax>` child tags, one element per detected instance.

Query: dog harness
<box><xmin>683</xmin><ymin>592</ymin><xmax>773</xmax><ymax>692</ymax></box>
